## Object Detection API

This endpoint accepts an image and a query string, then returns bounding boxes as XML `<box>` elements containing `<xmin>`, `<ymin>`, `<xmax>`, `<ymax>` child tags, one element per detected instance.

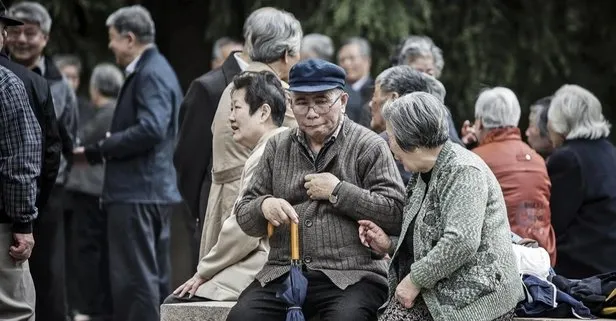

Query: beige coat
<box><xmin>199</xmin><ymin>62</ymin><xmax>297</xmax><ymax>259</ymax></box>
<box><xmin>195</xmin><ymin>126</ymin><xmax>288</xmax><ymax>300</ymax></box>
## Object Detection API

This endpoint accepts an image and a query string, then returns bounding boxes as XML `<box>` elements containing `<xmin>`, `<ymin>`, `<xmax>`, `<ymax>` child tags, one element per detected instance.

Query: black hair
<box><xmin>232</xmin><ymin>70</ymin><xmax>287</xmax><ymax>127</ymax></box>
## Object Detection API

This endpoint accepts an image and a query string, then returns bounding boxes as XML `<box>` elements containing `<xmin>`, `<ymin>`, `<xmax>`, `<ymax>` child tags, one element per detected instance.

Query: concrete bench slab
<box><xmin>161</xmin><ymin>302</ymin><xmax>611</xmax><ymax>321</ymax></box>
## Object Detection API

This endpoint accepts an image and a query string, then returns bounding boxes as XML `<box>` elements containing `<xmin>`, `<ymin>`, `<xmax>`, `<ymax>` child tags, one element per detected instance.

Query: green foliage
<box><xmin>14</xmin><ymin>0</ymin><xmax>616</xmax><ymax>141</ymax></box>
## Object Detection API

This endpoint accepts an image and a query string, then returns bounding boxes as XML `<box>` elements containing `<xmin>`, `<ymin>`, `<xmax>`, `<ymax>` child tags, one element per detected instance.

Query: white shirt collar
<box><xmin>351</xmin><ymin>75</ymin><xmax>369</xmax><ymax>92</ymax></box>
<box><xmin>36</xmin><ymin>56</ymin><xmax>46</xmax><ymax>76</ymax></box>
<box><xmin>125</xmin><ymin>45</ymin><xmax>155</xmax><ymax>75</ymax></box>
<box><xmin>234</xmin><ymin>52</ymin><xmax>249</xmax><ymax>71</ymax></box>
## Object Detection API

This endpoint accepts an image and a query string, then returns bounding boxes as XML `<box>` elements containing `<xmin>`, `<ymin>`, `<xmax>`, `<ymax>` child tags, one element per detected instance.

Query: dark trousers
<box><xmin>226</xmin><ymin>270</ymin><xmax>388</xmax><ymax>321</ymax></box>
<box><xmin>30</xmin><ymin>185</ymin><xmax>67</xmax><ymax>321</ymax></box>
<box><xmin>65</xmin><ymin>191</ymin><xmax>112</xmax><ymax>318</ymax></box>
<box><xmin>105</xmin><ymin>203</ymin><xmax>172</xmax><ymax>321</ymax></box>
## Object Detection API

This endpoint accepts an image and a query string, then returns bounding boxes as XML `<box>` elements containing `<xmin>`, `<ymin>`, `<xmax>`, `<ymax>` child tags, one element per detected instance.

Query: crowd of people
<box><xmin>0</xmin><ymin>2</ymin><xmax>615</xmax><ymax>321</ymax></box>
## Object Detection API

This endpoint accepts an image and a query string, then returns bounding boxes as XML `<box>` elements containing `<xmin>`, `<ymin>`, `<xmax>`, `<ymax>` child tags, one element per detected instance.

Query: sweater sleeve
<box><xmin>410</xmin><ymin>165</ymin><xmax>487</xmax><ymax>289</ymax></box>
<box><xmin>333</xmin><ymin>138</ymin><xmax>405</xmax><ymax>235</ymax></box>
<box><xmin>235</xmin><ymin>139</ymin><xmax>276</xmax><ymax>237</ymax></box>
<box><xmin>546</xmin><ymin>148</ymin><xmax>584</xmax><ymax>236</ymax></box>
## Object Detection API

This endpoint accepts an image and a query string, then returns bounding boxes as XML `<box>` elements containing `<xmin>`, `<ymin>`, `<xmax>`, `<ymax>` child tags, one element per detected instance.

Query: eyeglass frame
<box><xmin>291</xmin><ymin>92</ymin><xmax>344</xmax><ymax>115</ymax></box>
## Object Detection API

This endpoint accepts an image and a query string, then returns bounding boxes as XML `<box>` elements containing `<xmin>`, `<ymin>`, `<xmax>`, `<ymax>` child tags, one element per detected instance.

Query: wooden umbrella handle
<box><xmin>290</xmin><ymin>222</ymin><xmax>299</xmax><ymax>260</ymax></box>
<box><xmin>267</xmin><ymin>222</ymin><xmax>300</xmax><ymax>261</ymax></box>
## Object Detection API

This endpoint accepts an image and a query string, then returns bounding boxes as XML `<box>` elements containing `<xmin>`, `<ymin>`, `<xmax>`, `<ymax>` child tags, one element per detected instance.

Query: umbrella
<box><xmin>268</xmin><ymin>222</ymin><xmax>307</xmax><ymax>321</ymax></box>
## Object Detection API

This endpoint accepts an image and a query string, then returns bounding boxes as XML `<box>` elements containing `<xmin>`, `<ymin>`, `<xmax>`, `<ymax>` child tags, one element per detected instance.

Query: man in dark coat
<box><xmin>174</xmin><ymin>49</ymin><xmax>244</xmax><ymax>266</ymax></box>
<box><xmin>75</xmin><ymin>6</ymin><xmax>183</xmax><ymax>321</ymax></box>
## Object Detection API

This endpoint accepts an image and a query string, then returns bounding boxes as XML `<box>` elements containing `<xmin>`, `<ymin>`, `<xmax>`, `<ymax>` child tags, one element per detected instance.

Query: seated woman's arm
<box><xmin>410</xmin><ymin>165</ymin><xmax>487</xmax><ymax>289</ymax></box>
<box><xmin>546</xmin><ymin>148</ymin><xmax>584</xmax><ymax>236</ymax></box>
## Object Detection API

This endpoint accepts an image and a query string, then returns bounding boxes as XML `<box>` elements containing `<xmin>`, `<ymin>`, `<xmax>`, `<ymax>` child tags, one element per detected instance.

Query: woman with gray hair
<box><xmin>469</xmin><ymin>87</ymin><xmax>556</xmax><ymax>265</ymax></box>
<box><xmin>397</xmin><ymin>35</ymin><xmax>444</xmax><ymax>78</ymax></box>
<box><xmin>358</xmin><ymin>92</ymin><xmax>523</xmax><ymax>321</ymax></box>
<box><xmin>546</xmin><ymin>84</ymin><xmax>616</xmax><ymax>279</ymax></box>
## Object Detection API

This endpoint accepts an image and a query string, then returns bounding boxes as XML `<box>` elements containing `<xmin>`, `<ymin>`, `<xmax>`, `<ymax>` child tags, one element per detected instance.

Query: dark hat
<box><xmin>288</xmin><ymin>58</ymin><xmax>346</xmax><ymax>93</ymax></box>
<box><xmin>0</xmin><ymin>11</ymin><xmax>24</xmax><ymax>26</ymax></box>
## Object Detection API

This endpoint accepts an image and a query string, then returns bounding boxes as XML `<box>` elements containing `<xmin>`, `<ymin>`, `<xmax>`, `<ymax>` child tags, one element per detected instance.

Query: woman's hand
<box><xmin>173</xmin><ymin>273</ymin><xmax>208</xmax><ymax>298</ymax></box>
<box><xmin>358</xmin><ymin>220</ymin><xmax>392</xmax><ymax>255</ymax></box>
<box><xmin>395</xmin><ymin>274</ymin><xmax>421</xmax><ymax>308</ymax></box>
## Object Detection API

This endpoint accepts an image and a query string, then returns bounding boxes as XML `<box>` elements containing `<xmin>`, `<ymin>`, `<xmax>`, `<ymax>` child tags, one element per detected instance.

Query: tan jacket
<box><xmin>199</xmin><ymin>62</ymin><xmax>297</xmax><ymax>258</ymax></box>
<box><xmin>195</xmin><ymin>127</ymin><xmax>287</xmax><ymax>300</ymax></box>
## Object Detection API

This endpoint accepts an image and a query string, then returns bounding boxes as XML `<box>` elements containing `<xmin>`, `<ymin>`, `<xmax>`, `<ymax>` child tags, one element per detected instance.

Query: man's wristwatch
<box><xmin>329</xmin><ymin>181</ymin><xmax>343</xmax><ymax>204</ymax></box>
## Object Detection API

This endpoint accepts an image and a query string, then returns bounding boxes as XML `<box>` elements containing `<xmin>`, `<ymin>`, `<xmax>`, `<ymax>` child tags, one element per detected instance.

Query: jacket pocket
<box><xmin>434</xmin><ymin>262</ymin><xmax>501</xmax><ymax>309</ymax></box>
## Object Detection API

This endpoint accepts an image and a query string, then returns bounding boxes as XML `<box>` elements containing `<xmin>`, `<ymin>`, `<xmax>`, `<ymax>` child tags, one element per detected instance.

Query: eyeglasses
<box><xmin>6</xmin><ymin>26</ymin><xmax>42</xmax><ymax>40</ymax></box>
<box><xmin>292</xmin><ymin>94</ymin><xmax>342</xmax><ymax>115</ymax></box>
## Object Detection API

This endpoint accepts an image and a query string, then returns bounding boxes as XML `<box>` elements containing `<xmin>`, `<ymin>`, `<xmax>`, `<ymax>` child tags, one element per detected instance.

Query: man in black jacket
<box><xmin>0</xmin><ymin>15</ymin><xmax>61</xmax><ymax>213</ymax></box>
<box><xmin>173</xmin><ymin>50</ymin><xmax>243</xmax><ymax>269</ymax></box>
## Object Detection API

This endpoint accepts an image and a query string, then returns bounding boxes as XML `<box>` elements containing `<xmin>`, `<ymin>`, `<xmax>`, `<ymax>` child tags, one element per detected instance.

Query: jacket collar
<box><xmin>41</xmin><ymin>55</ymin><xmax>63</xmax><ymax>81</ymax></box>
<box><xmin>480</xmin><ymin>127</ymin><xmax>522</xmax><ymax>145</ymax></box>
<box><xmin>125</xmin><ymin>46</ymin><xmax>158</xmax><ymax>75</ymax></box>
<box><xmin>221</xmin><ymin>51</ymin><xmax>243</xmax><ymax>85</ymax></box>
<box><xmin>255</xmin><ymin>126</ymin><xmax>288</xmax><ymax>151</ymax></box>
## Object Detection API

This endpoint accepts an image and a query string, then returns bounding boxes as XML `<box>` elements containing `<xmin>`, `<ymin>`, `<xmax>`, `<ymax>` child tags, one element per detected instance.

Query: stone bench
<box><xmin>160</xmin><ymin>302</ymin><xmax>611</xmax><ymax>321</ymax></box>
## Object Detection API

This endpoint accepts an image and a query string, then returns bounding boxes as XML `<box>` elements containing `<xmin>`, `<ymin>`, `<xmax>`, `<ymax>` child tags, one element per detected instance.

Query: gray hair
<box><xmin>422</xmin><ymin>74</ymin><xmax>446</xmax><ymax>103</ymax></box>
<box><xmin>90</xmin><ymin>63</ymin><xmax>124</xmax><ymax>98</ymax></box>
<box><xmin>375</xmin><ymin>65</ymin><xmax>428</xmax><ymax>96</ymax></box>
<box><xmin>474</xmin><ymin>87</ymin><xmax>521</xmax><ymax>129</ymax></box>
<box><xmin>341</xmin><ymin>37</ymin><xmax>371</xmax><ymax>58</ymax></box>
<box><xmin>530</xmin><ymin>96</ymin><xmax>552</xmax><ymax>138</ymax></box>
<box><xmin>53</xmin><ymin>54</ymin><xmax>82</xmax><ymax>73</ymax></box>
<box><xmin>548</xmin><ymin>84</ymin><xmax>610</xmax><ymax>140</ymax></box>
<box><xmin>106</xmin><ymin>5</ymin><xmax>155</xmax><ymax>44</ymax></box>
<box><xmin>212</xmin><ymin>37</ymin><xmax>242</xmax><ymax>61</ymax></box>
<box><xmin>397</xmin><ymin>35</ymin><xmax>444</xmax><ymax>78</ymax></box>
<box><xmin>243</xmin><ymin>7</ymin><xmax>302</xmax><ymax>63</ymax></box>
<box><xmin>8</xmin><ymin>2</ymin><xmax>52</xmax><ymax>34</ymax></box>
<box><xmin>301</xmin><ymin>33</ymin><xmax>334</xmax><ymax>61</ymax></box>
<box><xmin>382</xmin><ymin>92</ymin><xmax>449</xmax><ymax>151</ymax></box>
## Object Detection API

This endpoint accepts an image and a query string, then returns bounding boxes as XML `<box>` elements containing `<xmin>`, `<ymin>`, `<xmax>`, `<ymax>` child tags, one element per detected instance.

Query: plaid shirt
<box><xmin>0</xmin><ymin>65</ymin><xmax>42</xmax><ymax>233</ymax></box>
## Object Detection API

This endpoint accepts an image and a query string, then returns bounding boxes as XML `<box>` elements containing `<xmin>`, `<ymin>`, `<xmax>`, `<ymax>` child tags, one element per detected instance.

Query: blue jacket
<box><xmin>85</xmin><ymin>47</ymin><xmax>182</xmax><ymax>204</ymax></box>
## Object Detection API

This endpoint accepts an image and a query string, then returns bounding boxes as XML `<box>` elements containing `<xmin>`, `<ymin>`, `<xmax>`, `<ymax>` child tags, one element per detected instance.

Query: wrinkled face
<box><xmin>407</xmin><ymin>55</ymin><xmax>436</xmax><ymax>77</ymax></box>
<box><xmin>337</xmin><ymin>44</ymin><xmax>370</xmax><ymax>84</ymax></box>
<box><xmin>229</xmin><ymin>88</ymin><xmax>264</xmax><ymax>149</ymax></box>
<box><xmin>108</xmin><ymin>27</ymin><xmax>133</xmax><ymax>67</ymax></box>
<box><xmin>60</xmin><ymin>65</ymin><xmax>80</xmax><ymax>91</ymax></box>
<box><xmin>369</xmin><ymin>84</ymin><xmax>391</xmax><ymax>132</ymax></box>
<box><xmin>291</xmin><ymin>90</ymin><xmax>347</xmax><ymax>143</ymax></box>
<box><xmin>6</xmin><ymin>23</ymin><xmax>48</xmax><ymax>65</ymax></box>
<box><xmin>385</xmin><ymin>123</ymin><xmax>422</xmax><ymax>172</ymax></box>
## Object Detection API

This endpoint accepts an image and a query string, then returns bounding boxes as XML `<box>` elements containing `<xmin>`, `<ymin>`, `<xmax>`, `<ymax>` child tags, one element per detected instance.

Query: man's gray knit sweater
<box><xmin>235</xmin><ymin>119</ymin><xmax>406</xmax><ymax>289</ymax></box>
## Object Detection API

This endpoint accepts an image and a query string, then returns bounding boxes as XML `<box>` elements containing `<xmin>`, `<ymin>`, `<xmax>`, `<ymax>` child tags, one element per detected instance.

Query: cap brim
<box><xmin>288</xmin><ymin>83</ymin><xmax>342</xmax><ymax>93</ymax></box>
<box><xmin>0</xmin><ymin>16</ymin><xmax>24</xmax><ymax>26</ymax></box>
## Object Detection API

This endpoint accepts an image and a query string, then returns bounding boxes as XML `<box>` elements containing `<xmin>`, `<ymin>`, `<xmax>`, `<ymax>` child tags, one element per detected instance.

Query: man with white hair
<box><xmin>6</xmin><ymin>3</ymin><xmax>78</xmax><ymax>320</ymax></box>
<box><xmin>301</xmin><ymin>33</ymin><xmax>334</xmax><ymax>61</ymax></box>
<box><xmin>201</xmin><ymin>7</ymin><xmax>301</xmax><ymax>260</ymax></box>
<box><xmin>73</xmin><ymin>5</ymin><xmax>183</xmax><ymax>321</ymax></box>
<box><xmin>469</xmin><ymin>87</ymin><xmax>556</xmax><ymax>265</ymax></box>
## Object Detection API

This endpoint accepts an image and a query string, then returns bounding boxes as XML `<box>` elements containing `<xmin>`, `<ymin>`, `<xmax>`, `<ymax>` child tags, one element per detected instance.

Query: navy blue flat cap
<box><xmin>288</xmin><ymin>58</ymin><xmax>346</xmax><ymax>93</ymax></box>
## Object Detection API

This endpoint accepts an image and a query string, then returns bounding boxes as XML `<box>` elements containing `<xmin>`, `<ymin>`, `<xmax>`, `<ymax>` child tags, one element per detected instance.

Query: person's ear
<box><xmin>260</xmin><ymin>103</ymin><xmax>272</xmax><ymax>122</ymax></box>
<box><xmin>391</xmin><ymin>92</ymin><xmax>400</xmax><ymax>100</ymax></box>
